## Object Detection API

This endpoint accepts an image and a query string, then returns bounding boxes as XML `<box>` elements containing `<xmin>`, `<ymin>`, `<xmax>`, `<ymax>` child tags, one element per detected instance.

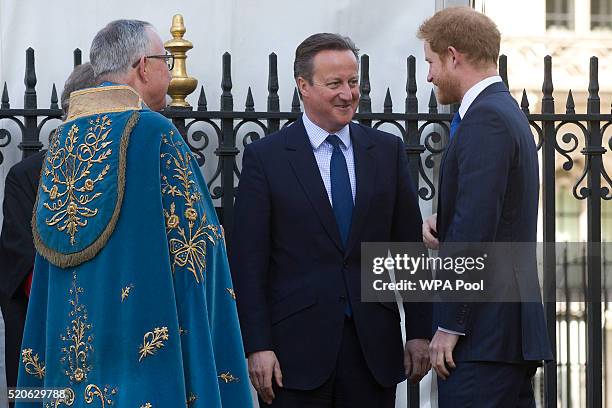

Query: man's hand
<box><xmin>429</xmin><ymin>330</ymin><xmax>459</xmax><ymax>380</ymax></box>
<box><xmin>423</xmin><ymin>214</ymin><xmax>439</xmax><ymax>250</ymax></box>
<box><xmin>248</xmin><ymin>350</ymin><xmax>283</xmax><ymax>405</ymax></box>
<box><xmin>404</xmin><ymin>339</ymin><xmax>431</xmax><ymax>383</ymax></box>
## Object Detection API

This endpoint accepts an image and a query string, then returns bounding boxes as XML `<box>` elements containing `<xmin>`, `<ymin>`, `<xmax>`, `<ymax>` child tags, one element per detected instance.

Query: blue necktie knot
<box><xmin>327</xmin><ymin>134</ymin><xmax>343</xmax><ymax>150</ymax></box>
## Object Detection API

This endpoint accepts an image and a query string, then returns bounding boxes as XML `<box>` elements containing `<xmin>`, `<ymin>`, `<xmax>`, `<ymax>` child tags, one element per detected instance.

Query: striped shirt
<box><xmin>302</xmin><ymin>113</ymin><xmax>356</xmax><ymax>205</ymax></box>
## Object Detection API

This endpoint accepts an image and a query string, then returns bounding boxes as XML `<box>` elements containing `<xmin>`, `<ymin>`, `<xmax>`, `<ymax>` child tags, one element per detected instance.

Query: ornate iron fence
<box><xmin>1</xmin><ymin>47</ymin><xmax>611</xmax><ymax>408</ymax></box>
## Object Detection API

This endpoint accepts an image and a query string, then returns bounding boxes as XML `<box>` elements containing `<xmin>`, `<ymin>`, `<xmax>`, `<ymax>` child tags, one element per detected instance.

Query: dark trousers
<box><xmin>438</xmin><ymin>361</ymin><xmax>537</xmax><ymax>408</ymax></box>
<box><xmin>260</xmin><ymin>319</ymin><xmax>396</xmax><ymax>408</ymax></box>
<box><xmin>1</xmin><ymin>292</ymin><xmax>28</xmax><ymax>408</ymax></box>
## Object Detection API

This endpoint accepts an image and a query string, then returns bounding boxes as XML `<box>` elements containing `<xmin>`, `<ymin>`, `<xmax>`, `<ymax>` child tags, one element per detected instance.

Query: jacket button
<box><xmin>339</xmin><ymin>295</ymin><xmax>346</xmax><ymax>301</ymax></box>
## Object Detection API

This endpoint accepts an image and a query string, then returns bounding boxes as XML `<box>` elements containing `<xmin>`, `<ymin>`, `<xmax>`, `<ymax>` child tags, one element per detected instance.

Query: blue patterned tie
<box><xmin>327</xmin><ymin>135</ymin><xmax>353</xmax><ymax>246</ymax></box>
<box><xmin>327</xmin><ymin>135</ymin><xmax>354</xmax><ymax>317</ymax></box>
<box><xmin>450</xmin><ymin>111</ymin><xmax>461</xmax><ymax>140</ymax></box>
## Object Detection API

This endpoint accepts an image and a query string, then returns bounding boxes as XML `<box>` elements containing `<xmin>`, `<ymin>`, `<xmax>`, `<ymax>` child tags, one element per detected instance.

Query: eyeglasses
<box><xmin>131</xmin><ymin>53</ymin><xmax>175</xmax><ymax>71</ymax></box>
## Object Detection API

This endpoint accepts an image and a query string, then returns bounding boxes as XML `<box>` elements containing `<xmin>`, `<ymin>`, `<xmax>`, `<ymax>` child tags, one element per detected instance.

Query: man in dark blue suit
<box><xmin>419</xmin><ymin>7</ymin><xmax>553</xmax><ymax>407</ymax></box>
<box><xmin>230</xmin><ymin>33</ymin><xmax>432</xmax><ymax>407</ymax></box>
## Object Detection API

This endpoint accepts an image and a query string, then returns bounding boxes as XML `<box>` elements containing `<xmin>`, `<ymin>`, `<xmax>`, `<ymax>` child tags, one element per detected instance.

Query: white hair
<box><xmin>90</xmin><ymin>19</ymin><xmax>154</xmax><ymax>81</ymax></box>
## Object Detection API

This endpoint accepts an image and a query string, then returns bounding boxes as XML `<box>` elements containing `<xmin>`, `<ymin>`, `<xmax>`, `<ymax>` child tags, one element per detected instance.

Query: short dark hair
<box><xmin>294</xmin><ymin>33</ymin><xmax>359</xmax><ymax>83</ymax></box>
<box><xmin>61</xmin><ymin>62</ymin><xmax>97</xmax><ymax>115</ymax></box>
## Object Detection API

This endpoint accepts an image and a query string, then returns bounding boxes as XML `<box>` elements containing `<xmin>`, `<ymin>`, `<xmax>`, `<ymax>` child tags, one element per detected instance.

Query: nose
<box><xmin>338</xmin><ymin>83</ymin><xmax>352</xmax><ymax>101</ymax></box>
<box><xmin>427</xmin><ymin>69</ymin><xmax>433</xmax><ymax>83</ymax></box>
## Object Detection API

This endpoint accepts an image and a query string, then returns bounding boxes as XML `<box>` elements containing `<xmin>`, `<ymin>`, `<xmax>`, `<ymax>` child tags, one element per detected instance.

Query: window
<box><xmin>603</xmin><ymin>200</ymin><xmax>612</xmax><ymax>242</ymax></box>
<box><xmin>556</xmin><ymin>189</ymin><xmax>581</xmax><ymax>242</ymax></box>
<box><xmin>591</xmin><ymin>0</ymin><xmax>612</xmax><ymax>30</ymax></box>
<box><xmin>546</xmin><ymin>0</ymin><xmax>575</xmax><ymax>30</ymax></box>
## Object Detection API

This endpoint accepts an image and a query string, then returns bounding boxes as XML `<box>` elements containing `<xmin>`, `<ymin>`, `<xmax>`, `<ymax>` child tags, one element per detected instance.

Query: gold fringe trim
<box><xmin>33</xmin><ymin>111</ymin><xmax>140</xmax><ymax>268</ymax></box>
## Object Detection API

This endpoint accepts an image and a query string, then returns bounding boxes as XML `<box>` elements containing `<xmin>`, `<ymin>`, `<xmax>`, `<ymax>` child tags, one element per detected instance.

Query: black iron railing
<box><xmin>1</xmin><ymin>47</ymin><xmax>611</xmax><ymax>408</ymax></box>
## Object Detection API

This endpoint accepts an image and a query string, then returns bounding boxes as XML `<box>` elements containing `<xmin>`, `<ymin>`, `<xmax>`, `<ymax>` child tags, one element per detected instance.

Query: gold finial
<box><xmin>165</xmin><ymin>14</ymin><xmax>198</xmax><ymax>108</ymax></box>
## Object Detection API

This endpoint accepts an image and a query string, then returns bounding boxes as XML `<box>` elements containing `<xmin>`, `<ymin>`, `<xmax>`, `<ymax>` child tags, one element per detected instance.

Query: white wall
<box><xmin>1</xmin><ymin>0</ymin><xmax>436</xmax><ymax>111</ymax></box>
<box><xmin>484</xmin><ymin>0</ymin><xmax>546</xmax><ymax>36</ymax></box>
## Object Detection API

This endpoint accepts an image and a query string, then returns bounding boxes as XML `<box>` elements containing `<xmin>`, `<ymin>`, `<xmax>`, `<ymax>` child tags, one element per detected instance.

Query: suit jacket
<box><xmin>230</xmin><ymin>117</ymin><xmax>431</xmax><ymax>389</ymax></box>
<box><xmin>434</xmin><ymin>82</ymin><xmax>553</xmax><ymax>363</ymax></box>
<box><xmin>0</xmin><ymin>150</ymin><xmax>45</xmax><ymax>299</ymax></box>
<box><xmin>0</xmin><ymin>149</ymin><xmax>45</xmax><ymax>390</ymax></box>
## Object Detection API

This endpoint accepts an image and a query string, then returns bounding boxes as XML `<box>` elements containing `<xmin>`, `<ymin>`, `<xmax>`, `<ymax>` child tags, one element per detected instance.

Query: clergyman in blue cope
<box><xmin>15</xmin><ymin>19</ymin><xmax>251</xmax><ymax>408</ymax></box>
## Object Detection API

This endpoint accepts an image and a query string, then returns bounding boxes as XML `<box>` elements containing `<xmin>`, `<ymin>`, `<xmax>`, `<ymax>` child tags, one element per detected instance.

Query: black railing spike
<box><xmin>221</xmin><ymin>52</ymin><xmax>233</xmax><ymax>111</ymax></box>
<box><xmin>499</xmin><ymin>54</ymin><xmax>508</xmax><ymax>89</ymax></box>
<box><xmin>406</xmin><ymin>55</ymin><xmax>417</xmax><ymax>113</ymax></box>
<box><xmin>73</xmin><ymin>48</ymin><xmax>82</xmax><ymax>67</ymax></box>
<box><xmin>267</xmin><ymin>53</ymin><xmax>280</xmax><ymax>112</ymax></box>
<box><xmin>245</xmin><ymin>87</ymin><xmax>255</xmax><ymax>112</ymax></box>
<box><xmin>359</xmin><ymin>54</ymin><xmax>371</xmax><ymax>113</ymax></box>
<box><xmin>541</xmin><ymin>56</ymin><xmax>554</xmax><ymax>114</ymax></box>
<box><xmin>291</xmin><ymin>88</ymin><xmax>301</xmax><ymax>113</ymax></box>
<box><xmin>1</xmin><ymin>82</ymin><xmax>9</xmax><ymax>109</ymax></box>
<box><xmin>587</xmin><ymin>56</ymin><xmax>599</xmax><ymax>114</ymax></box>
<box><xmin>543</xmin><ymin>56</ymin><xmax>553</xmax><ymax>94</ymax></box>
<box><xmin>384</xmin><ymin>88</ymin><xmax>393</xmax><ymax>113</ymax></box>
<box><xmin>50</xmin><ymin>83</ymin><xmax>59</xmax><ymax>109</ymax></box>
<box><xmin>24</xmin><ymin>47</ymin><xmax>37</xmax><ymax>109</ymax></box>
<box><xmin>566</xmin><ymin>90</ymin><xmax>575</xmax><ymax>114</ymax></box>
<box><xmin>197</xmin><ymin>86</ymin><xmax>207</xmax><ymax>111</ymax></box>
<box><xmin>428</xmin><ymin>89</ymin><xmax>438</xmax><ymax>113</ymax></box>
<box><xmin>521</xmin><ymin>89</ymin><xmax>530</xmax><ymax>114</ymax></box>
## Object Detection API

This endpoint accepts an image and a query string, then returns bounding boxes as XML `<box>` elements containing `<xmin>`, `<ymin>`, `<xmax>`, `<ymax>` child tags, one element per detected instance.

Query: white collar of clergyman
<box><xmin>302</xmin><ymin>112</ymin><xmax>351</xmax><ymax>150</ymax></box>
<box><xmin>458</xmin><ymin>75</ymin><xmax>502</xmax><ymax>119</ymax></box>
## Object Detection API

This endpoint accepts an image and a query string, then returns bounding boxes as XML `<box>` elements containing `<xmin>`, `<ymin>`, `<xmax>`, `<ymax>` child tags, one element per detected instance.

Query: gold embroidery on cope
<box><xmin>140</xmin><ymin>403</ymin><xmax>152</xmax><ymax>408</ymax></box>
<box><xmin>121</xmin><ymin>284</ymin><xmax>134</xmax><ymax>302</ymax></box>
<box><xmin>33</xmin><ymin>111</ymin><xmax>138</xmax><ymax>269</ymax></box>
<box><xmin>21</xmin><ymin>348</ymin><xmax>45</xmax><ymax>379</ymax></box>
<box><xmin>138</xmin><ymin>327</ymin><xmax>169</xmax><ymax>361</ymax></box>
<box><xmin>161</xmin><ymin>132</ymin><xmax>221</xmax><ymax>283</ymax></box>
<box><xmin>186</xmin><ymin>392</ymin><xmax>197</xmax><ymax>406</ymax></box>
<box><xmin>45</xmin><ymin>388</ymin><xmax>75</xmax><ymax>407</ymax></box>
<box><xmin>84</xmin><ymin>384</ymin><xmax>117</xmax><ymax>407</ymax></box>
<box><xmin>165</xmin><ymin>202</ymin><xmax>180</xmax><ymax>230</ymax></box>
<box><xmin>60</xmin><ymin>271</ymin><xmax>93</xmax><ymax>383</ymax></box>
<box><xmin>43</xmin><ymin>117</ymin><xmax>113</xmax><ymax>245</ymax></box>
<box><xmin>218</xmin><ymin>372</ymin><xmax>239</xmax><ymax>383</ymax></box>
<box><xmin>226</xmin><ymin>288</ymin><xmax>236</xmax><ymax>300</ymax></box>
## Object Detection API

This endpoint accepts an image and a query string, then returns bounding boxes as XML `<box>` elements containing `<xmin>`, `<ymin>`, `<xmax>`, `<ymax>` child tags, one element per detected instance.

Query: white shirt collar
<box><xmin>302</xmin><ymin>112</ymin><xmax>351</xmax><ymax>150</ymax></box>
<box><xmin>458</xmin><ymin>75</ymin><xmax>503</xmax><ymax>119</ymax></box>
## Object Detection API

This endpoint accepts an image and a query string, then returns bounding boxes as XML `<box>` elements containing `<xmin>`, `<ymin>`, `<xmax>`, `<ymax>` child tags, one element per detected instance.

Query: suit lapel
<box><xmin>344</xmin><ymin>123</ymin><xmax>376</xmax><ymax>257</ymax></box>
<box><xmin>286</xmin><ymin>118</ymin><xmax>343</xmax><ymax>252</ymax></box>
<box><xmin>440</xmin><ymin>81</ymin><xmax>508</xmax><ymax>169</ymax></box>
<box><xmin>440</xmin><ymin>81</ymin><xmax>509</xmax><ymax>177</ymax></box>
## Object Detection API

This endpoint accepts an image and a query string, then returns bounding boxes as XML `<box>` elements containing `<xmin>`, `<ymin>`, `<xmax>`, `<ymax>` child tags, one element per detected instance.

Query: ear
<box><xmin>447</xmin><ymin>46</ymin><xmax>461</xmax><ymax>68</ymax></box>
<box><xmin>135</xmin><ymin>56</ymin><xmax>148</xmax><ymax>83</ymax></box>
<box><xmin>297</xmin><ymin>77</ymin><xmax>309</xmax><ymax>98</ymax></box>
